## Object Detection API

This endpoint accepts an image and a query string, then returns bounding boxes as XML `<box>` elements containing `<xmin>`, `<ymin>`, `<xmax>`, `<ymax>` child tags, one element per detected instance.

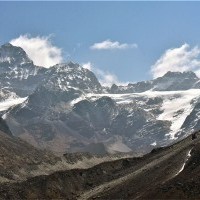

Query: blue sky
<box><xmin>1</xmin><ymin>2</ymin><xmax>200</xmax><ymax>85</ymax></box>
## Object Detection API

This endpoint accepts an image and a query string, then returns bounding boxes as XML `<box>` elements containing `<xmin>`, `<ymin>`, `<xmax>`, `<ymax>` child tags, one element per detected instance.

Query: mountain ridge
<box><xmin>1</xmin><ymin>43</ymin><xmax>200</xmax><ymax>154</ymax></box>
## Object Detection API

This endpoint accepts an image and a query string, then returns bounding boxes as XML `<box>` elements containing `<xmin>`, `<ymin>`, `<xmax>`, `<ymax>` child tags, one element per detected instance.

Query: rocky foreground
<box><xmin>0</xmin><ymin>130</ymin><xmax>200</xmax><ymax>199</ymax></box>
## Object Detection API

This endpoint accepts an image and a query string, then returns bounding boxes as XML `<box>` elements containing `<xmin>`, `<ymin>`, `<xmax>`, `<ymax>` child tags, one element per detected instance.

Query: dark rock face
<box><xmin>5</xmin><ymin>94</ymin><xmax>170</xmax><ymax>153</ymax></box>
<box><xmin>0</xmin><ymin>117</ymin><xmax>12</xmax><ymax>136</ymax></box>
<box><xmin>0</xmin><ymin>43</ymin><xmax>33</xmax><ymax>67</ymax></box>
<box><xmin>67</xmin><ymin>97</ymin><xmax>118</xmax><ymax>137</ymax></box>
<box><xmin>179</xmin><ymin>100</ymin><xmax>200</xmax><ymax>138</ymax></box>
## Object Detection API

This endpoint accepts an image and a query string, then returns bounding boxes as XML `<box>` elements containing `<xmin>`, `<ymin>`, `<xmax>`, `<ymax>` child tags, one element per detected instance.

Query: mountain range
<box><xmin>1</xmin><ymin>43</ymin><xmax>200</xmax><ymax>155</ymax></box>
<box><xmin>2</xmin><ymin>42</ymin><xmax>200</xmax><ymax>199</ymax></box>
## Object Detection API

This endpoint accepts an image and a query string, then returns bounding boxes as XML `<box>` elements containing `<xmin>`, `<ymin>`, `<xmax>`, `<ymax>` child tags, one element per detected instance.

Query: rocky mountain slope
<box><xmin>0</xmin><ymin>116</ymin><xmax>132</xmax><ymax>185</ymax></box>
<box><xmin>0</xmin><ymin>43</ymin><xmax>46</xmax><ymax>97</ymax></box>
<box><xmin>1</xmin><ymin>43</ymin><xmax>200</xmax><ymax>155</ymax></box>
<box><xmin>0</xmin><ymin>130</ymin><xmax>199</xmax><ymax>199</ymax></box>
<box><xmin>0</xmin><ymin>117</ymin><xmax>64</xmax><ymax>183</ymax></box>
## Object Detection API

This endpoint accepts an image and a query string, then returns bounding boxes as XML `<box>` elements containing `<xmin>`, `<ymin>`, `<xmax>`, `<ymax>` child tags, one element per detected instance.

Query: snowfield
<box><xmin>0</xmin><ymin>97</ymin><xmax>28</xmax><ymax>112</ymax></box>
<box><xmin>2</xmin><ymin>88</ymin><xmax>200</xmax><ymax>142</ymax></box>
<box><xmin>156</xmin><ymin>90</ymin><xmax>200</xmax><ymax>139</ymax></box>
<box><xmin>73</xmin><ymin>89</ymin><xmax>200</xmax><ymax>140</ymax></box>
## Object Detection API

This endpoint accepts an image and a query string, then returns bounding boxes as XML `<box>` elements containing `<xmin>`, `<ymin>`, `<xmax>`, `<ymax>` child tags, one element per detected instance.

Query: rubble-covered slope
<box><xmin>0</xmin><ymin>131</ymin><xmax>199</xmax><ymax>200</ymax></box>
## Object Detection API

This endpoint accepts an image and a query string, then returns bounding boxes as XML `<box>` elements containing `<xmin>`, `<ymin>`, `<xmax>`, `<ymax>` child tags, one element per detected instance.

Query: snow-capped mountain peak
<box><xmin>0</xmin><ymin>43</ymin><xmax>46</xmax><ymax>96</ymax></box>
<box><xmin>2</xmin><ymin>43</ymin><xmax>200</xmax><ymax>155</ymax></box>
<box><xmin>0</xmin><ymin>43</ymin><xmax>33</xmax><ymax>66</ymax></box>
<box><xmin>43</xmin><ymin>62</ymin><xmax>102</xmax><ymax>93</ymax></box>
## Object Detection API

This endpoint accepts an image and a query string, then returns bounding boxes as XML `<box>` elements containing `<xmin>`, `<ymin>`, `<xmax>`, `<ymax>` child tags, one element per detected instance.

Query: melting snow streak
<box><xmin>175</xmin><ymin>149</ymin><xmax>192</xmax><ymax>176</ymax></box>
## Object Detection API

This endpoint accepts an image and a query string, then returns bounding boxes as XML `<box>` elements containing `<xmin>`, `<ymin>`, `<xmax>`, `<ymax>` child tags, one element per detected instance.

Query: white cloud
<box><xmin>10</xmin><ymin>35</ymin><xmax>63</xmax><ymax>68</ymax></box>
<box><xmin>90</xmin><ymin>39</ymin><xmax>137</xmax><ymax>50</ymax></box>
<box><xmin>96</xmin><ymin>68</ymin><xmax>121</xmax><ymax>86</ymax></box>
<box><xmin>151</xmin><ymin>44</ymin><xmax>200</xmax><ymax>78</ymax></box>
<box><xmin>82</xmin><ymin>62</ymin><xmax>127</xmax><ymax>86</ymax></box>
<box><xmin>82</xmin><ymin>62</ymin><xmax>92</xmax><ymax>71</ymax></box>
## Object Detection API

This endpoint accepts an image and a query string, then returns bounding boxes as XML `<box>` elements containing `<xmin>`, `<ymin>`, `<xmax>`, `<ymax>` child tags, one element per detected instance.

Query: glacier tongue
<box><xmin>156</xmin><ymin>89</ymin><xmax>200</xmax><ymax>139</ymax></box>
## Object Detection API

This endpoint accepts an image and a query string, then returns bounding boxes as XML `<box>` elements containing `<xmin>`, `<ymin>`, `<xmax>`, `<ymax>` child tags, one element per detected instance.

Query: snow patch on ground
<box><xmin>0</xmin><ymin>57</ymin><xmax>11</xmax><ymax>63</ymax></box>
<box><xmin>0</xmin><ymin>97</ymin><xmax>28</xmax><ymax>112</ymax></box>
<box><xmin>175</xmin><ymin>148</ymin><xmax>192</xmax><ymax>176</ymax></box>
<box><xmin>151</xmin><ymin>141</ymin><xmax>157</xmax><ymax>146</ymax></box>
<box><xmin>70</xmin><ymin>95</ymin><xmax>87</xmax><ymax>106</ymax></box>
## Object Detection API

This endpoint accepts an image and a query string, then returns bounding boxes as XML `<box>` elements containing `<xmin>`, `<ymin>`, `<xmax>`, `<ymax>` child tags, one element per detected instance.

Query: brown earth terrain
<box><xmin>0</xmin><ymin>131</ymin><xmax>200</xmax><ymax>199</ymax></box>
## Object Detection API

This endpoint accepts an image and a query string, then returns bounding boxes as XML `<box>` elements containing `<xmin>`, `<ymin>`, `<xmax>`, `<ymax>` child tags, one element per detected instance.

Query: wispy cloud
<box><xmin>90</xmin><ymin>39</ymin><xmax>137</xmax><ymax>50</ymax></box>
<box><xmin>151</xmin><ymin>44</ymin><xmax>200</xmax><ymax>78</ymax></box>
<box><xmin>82</xmin><ymin>62</ymin><xmax>127</xmax><ymax>86</ymax></box>
<box><xmin>10</xmin><ymin>34</ymin><xmax>63</xmax><ymax>68</ymax></box>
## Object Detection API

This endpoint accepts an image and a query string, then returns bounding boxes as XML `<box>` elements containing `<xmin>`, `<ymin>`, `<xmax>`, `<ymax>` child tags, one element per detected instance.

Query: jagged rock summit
<box><xmin>0</xmin><ymin>43</ymin><xmax>33</xmax><ymax>66</ymax></box>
